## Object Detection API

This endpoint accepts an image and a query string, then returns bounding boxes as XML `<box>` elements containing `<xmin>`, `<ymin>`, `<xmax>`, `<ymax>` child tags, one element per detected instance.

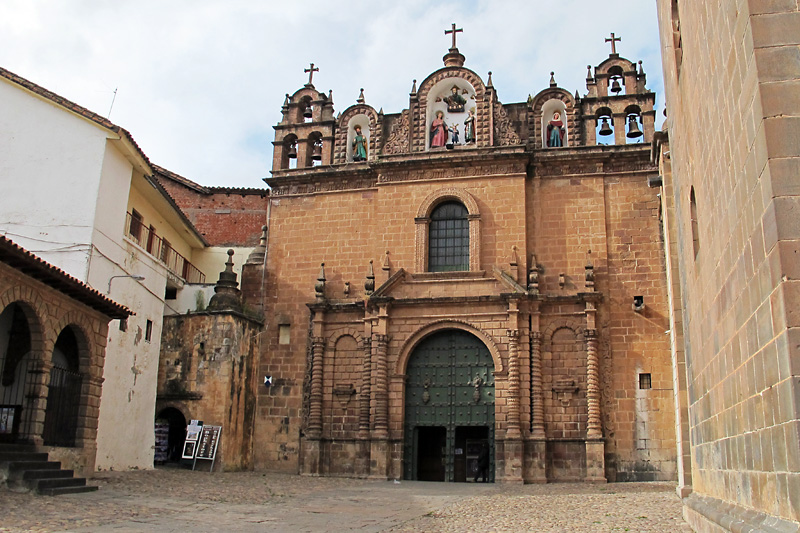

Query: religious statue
<box><xmin>352</xmin><ymin>125</ymin><xmax>368</xmax><ymax>161</ymax></box>
<box><xmin>450</xmin><ymin>124</ymin><xmax>460</xmax><ymax>145</ymax></box>
<box><xmin>430</xmin><ymin>110</ymin><xmax>448</xmax><ymax>148</ymax></box>
<box><xmin>443</xmin><ymin>85</ymin><xmax>466</xmax><ymax>113</ymax></box>
<box><xmin>547</xmin><ymin>111</ymin><xmax>566</xmax><ymax>147</ymax></box>
<box><xmin>464</xmin><ymin>108</ymin><xmax>476</xmax><ymax>143</ymax></box>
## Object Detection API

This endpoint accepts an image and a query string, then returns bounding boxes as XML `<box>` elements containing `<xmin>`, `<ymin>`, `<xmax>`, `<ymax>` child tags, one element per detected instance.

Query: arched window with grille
<box><xmin>428</xmin><ymin>202</ymin><xmax>469</xmax><ymax>272</ymax></box>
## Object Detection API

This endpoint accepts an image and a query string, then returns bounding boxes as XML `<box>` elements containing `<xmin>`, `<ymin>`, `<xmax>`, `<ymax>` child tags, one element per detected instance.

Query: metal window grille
<box><xmin>429</xmin><ymin>202</ymin><xmax>469</xmax><ymax>272</ymax></box>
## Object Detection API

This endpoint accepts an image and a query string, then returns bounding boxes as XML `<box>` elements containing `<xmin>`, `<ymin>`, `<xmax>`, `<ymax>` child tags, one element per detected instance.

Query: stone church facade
<box><xmin>247</xmin><ymin>37</ymin><xmax>678</xmax><ymax>483</ymax></box>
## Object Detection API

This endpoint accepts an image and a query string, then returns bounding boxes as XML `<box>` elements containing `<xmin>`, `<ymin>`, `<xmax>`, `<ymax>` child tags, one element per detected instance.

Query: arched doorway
<box><xmin>155</xmin><ymin>407</ymin><xmax>187</xmax><ymax>464</ymax></box>
<box><xmin>43</xmin><ymin>326</ymin><xmax>83</xmax><ymax>447</ymax></box>
<box><xmin>0</xmin><ymin>302</ymin><xmax>36</xmax><ymax>443</ymax></box>
<box><xmin>403</xmin><ymin>329</ymin><xmax>494</xmax><ymax>482</ymax></box>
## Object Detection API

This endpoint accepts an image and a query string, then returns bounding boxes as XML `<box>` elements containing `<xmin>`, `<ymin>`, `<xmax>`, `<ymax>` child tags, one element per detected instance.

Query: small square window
<box><xmin>639</xmin><ymin>373</ymin><xmax>652</xmax><ymax>390</ymax></box>
<box><xmin>278</xmin><ymin>324</ymin><xmax>291</xmax><ymax>345</ymax></box>
<box><xmin>145</xmin><ymin>319</ymin><xmax>153</xmax><ymax>342</ymax></box>
<box><xmin>119</xmin><ymin>318</ymin><xmax>128</xmax><ymax>332</ymax></box>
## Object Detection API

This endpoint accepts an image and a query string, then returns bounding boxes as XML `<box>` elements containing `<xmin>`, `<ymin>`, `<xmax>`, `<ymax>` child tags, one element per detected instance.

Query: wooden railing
<box><xmin>125</xmin><ymin>212</ymin><xmax>206</xmax><ymax>283</ymax></box>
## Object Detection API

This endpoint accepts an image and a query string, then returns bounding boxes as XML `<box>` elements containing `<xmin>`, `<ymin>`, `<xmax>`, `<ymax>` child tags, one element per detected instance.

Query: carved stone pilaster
<box><xmin>506</xmin><ymin>329</ymin><xmax>521</xmax><ymax>439</ymax></box>
<box><xmin>585</xmin><ymin>328</ymin><xmax>602</xmax><ymax>438</ymax></box>
<box><xmin>358</xmin><ymin>338</ymin><xmax>372</xmax><ymax>437</ymax></box>
<box><xmin>307</xmin><ymin>336</ymin><xmax>325</xmax><ymax>438</ymax></box>
<box><xmin>529</xmin><ymin>331</ymin><xmax>545</xmax><ymax>439</ymax></box>
<box><xmin>373</xmin><ymin>334</ymin><xmax>389</xmax><ymax>438</ymax></box>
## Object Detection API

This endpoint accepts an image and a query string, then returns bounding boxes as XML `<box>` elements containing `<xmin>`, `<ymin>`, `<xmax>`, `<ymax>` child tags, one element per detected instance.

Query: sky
<box><xmin>0</xmin><ymin>1</ymin><xmax>665</xmax><ymax>188</ymax></box>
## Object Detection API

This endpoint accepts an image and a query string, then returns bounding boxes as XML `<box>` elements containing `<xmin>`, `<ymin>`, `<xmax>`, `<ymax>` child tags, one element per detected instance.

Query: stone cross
<box><xmin>605</xmin><ymin>32</ymin><xmax>621</xmax><ymax>55</ymax></box>
<box><xmin>445</xmin><ymin>23</ymin><xmax>463</xmax><ymax>49</ymax></box>
<box><xmin>304</xmin><ymin>63</ymin><xmax>319</xmax><ymax>86</ymax></box>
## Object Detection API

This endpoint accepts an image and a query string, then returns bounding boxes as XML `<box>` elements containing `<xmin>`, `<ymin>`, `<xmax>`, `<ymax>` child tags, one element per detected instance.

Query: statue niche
<box><xmin>426</xmin><ymin>78</ymin><xmax>476</xmax><ymax>150</ymax></box>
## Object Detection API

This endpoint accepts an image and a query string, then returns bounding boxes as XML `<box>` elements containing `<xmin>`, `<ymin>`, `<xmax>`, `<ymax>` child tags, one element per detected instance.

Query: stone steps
<box><xmin>0</xmin><ymin>444</ymin><xmax>97</xmax><ymax>495</ymax></box>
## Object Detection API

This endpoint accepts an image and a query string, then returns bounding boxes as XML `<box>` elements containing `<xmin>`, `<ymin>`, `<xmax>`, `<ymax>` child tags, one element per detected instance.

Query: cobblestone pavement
<box><xmin>0</xmin><ymin>469</ymin><xmax>692</xmax><ymax>532</ymax></box>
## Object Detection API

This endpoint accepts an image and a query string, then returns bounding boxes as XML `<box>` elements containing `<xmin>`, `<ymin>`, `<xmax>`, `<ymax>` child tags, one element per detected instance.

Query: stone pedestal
<box><xmin>355</xmin><ymin>438</ymin><xmax>370</xmax><ymax>478</ymax></box>
<box><xmin>524</xmin><ymin>439</ymin><xmax>547</xmax><ymax>483</ymax></box>
<box><xmin>585</xmin><ymin>439</ymin><xmax>606</xmax><ymax>483</ymax></box>
<box><xmin>369</xmin><ymin>438</ymin><xmax>390</xmax><ymax>479</ymax></box>
<box><xmin>301</xmin><ymin>438</ymin><xmax>322</xmax><ymax>476</ymax></box>
<box><xmin>501</xmin><ymin>438</ymin><xmax>524</xmax><ymax>484</ymax></box>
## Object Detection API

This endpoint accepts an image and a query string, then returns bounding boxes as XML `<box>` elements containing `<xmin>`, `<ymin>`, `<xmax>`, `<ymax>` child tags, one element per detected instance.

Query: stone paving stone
<box><xmin>0</xmin><ymin>469</ymin><xmax>691</xmax><ymax>532</ymax></box>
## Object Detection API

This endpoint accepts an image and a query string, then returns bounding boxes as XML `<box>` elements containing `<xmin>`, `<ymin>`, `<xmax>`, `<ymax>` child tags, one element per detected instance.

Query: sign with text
<box><xmin>196</xmin><ymin>425</ymin><xmax>221</xmax><ymax>460</ymax></box>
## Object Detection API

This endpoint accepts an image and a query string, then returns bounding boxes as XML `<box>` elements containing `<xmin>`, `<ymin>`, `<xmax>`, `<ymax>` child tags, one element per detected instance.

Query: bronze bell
<box><xmin>610</xmin><ymin>76</ymin><xmax>622</xmax><ymax>94</ymax></box>
<box><xmin>287</xmin><ymin>142</ymin><xmax>297</xmax><ymax>159</ymax></box>
<box><xmin>598</xmin><ymin>117</ymin><xmax>613</xmax><ymax>136</ymax></box>
<box><xmin>311</xmin><ymin>141</ymin><xmax>322</xmax><ymax>161</ymax></box>
<box><xmin>626</xmin><ymin>115</ymin><xmax>643</xmax><ymax>138</ymax></box>
<box><xmin>303</xmin><ymin>105</ymin><xmax>313</xmax><ymax>119</ymax></box>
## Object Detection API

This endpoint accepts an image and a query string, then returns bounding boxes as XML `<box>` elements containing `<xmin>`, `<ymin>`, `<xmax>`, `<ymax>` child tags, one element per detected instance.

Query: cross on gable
<box><xmin>445</xmin><ymin>23</ymin><xmax>463</xmax><ymax>50</ymax></box>
<box><xmin>605</xmin><ymin>32</ymin><xmax>621</xmax><ymax>55</ymax></box>
<box><xmin>304</xmin><ymin>63</ymin><xmax>319</xmax><ymax>86</ymax></box>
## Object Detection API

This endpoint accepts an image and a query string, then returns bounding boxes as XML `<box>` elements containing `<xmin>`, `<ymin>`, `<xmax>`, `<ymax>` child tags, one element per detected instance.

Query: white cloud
<box><xmin>0</xmin><ymin>1</ymin><xmax>665</xmax><ymax>187</ymax></box>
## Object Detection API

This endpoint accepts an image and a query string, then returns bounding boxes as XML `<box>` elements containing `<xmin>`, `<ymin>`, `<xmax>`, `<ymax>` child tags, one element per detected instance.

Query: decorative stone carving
<box><xmin>383</xmin><ymin>110</ymin><xmax>410</xmax><ymax>155</ymax></box>
<box><xmin>315</xmin><ymin>263</ymin><xmax>326</xmax><ymax>302</ymax></box>
<box><xmin>365</xmin><ymin>260</ymin><xmax>375</xmax><ymax>296</ymax></box>
<box><xmin>493</xmin><ymin>102</ymin><xmax>521</xmax><ymax>146</ymax></box>
<box><xmin>553</xmin><ymin>378</ymin><xmax>579</xmax><ymax>406</ymax></box>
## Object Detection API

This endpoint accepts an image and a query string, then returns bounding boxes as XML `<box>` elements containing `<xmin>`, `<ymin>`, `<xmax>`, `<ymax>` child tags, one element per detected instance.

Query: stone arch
<box><xmin>394</xmin><ymin>320</ymin><xmax>503</xmax><ymax>376</ymax></box>
<box><xmin>327</xmin><ymin>328</ymin><xmax>363</xmax><ymax>350</ymax></box>
<box><xmin>0</xmin><ymin>288</ymin><xmax>47</xmax><ymax>359</ymax></box>
<box><xmin>529</xmin><ymin>88</ymin><xmax>577</xmax><ymax>148</ymax></box>
<box><xmin>155</xmin><ymin>403</ymin><xmax>191</xmax><ymax>463</ymax></box>
<box><xmin>49</xmin><ymin>311</ymin><xmax>98</xmax><ymax>375</ymax></box>
<box><xmin>334</xmin><ymin>105</ymin><xmax>381</xmax><ymax>164</ymax></box>
<box><xmin>543</xmin><ymin>317</ymin><xmax>585</xmax><ymax>347</ymax></box>
<box><xmin>415</xmin><ymin>188</ymin><xmax>481</xmax><ymax>272</ymax></box>
<box><xmin>416</xmin><ymin>187</ymin><xmax>480</xmax><ymax>218</ymax></box>
<box><xmin>414</xmin><ymin>68</ymin><xmax>490</xmax><ymax>151</ymax></box>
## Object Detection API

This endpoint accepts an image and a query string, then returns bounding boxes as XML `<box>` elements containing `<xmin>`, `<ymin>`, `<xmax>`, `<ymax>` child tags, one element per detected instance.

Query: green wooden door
<box><xmin>404</xmin><ymin>330</ymin><xmax>495</xmax><ymax>481</ymax></box>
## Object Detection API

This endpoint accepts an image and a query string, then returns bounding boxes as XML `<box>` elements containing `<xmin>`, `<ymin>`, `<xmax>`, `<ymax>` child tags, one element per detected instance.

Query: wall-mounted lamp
<box><xmin>632</xmin><ymin>295</ymin><xmax>645</xmax><ymax>313</ymax></box>
<box><xmin>108</xmin><ymin>274</ymin><xmax>145</xmax><ymax>294</ymax></box>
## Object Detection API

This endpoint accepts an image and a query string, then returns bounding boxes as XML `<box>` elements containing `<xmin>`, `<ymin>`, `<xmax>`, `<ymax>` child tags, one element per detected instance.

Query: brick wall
<box><xmin>156</xmin><ymin>172</ymin><xmax>268</xmax><ymax>247</ymax></box>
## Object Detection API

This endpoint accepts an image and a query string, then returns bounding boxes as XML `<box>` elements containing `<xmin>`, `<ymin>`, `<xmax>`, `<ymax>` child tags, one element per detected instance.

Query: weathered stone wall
<box><xmin>656</xmin><ymin>0</ymin><xmax>800</xmax><ymax>527</ymax></box>
<box><xmin>157</xmin><ymin>311</ymin><xmax>261</xmax><ymax>471</ymax></box>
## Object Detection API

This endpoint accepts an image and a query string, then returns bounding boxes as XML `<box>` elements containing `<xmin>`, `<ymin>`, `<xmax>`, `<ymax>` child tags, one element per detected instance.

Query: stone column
<box><xmin>530</xmin><ymin>331</ymin><xmax>545</xmax><ymax>439</ymax></box>
<box><xmin>585</xmin><ymin>329</ymin><xmax>602</xmax><ymax>438</ymax></box>
<box><xmin>370</xmin><ymin>333</ymin><xmax>390</xmax><ymax>479</ymax></box>
<box><xmin>506</xmin><ymin>329</ymin><xmax>521</xmax><ymax>439</ymax></box>
<box><xmin>307</xmin><ymin>336</ymin><xmax>325</xmax><ymax>438</ymax></box>
<box><xmin>356</xmin><ymin>337</ymin><xmax>372</xmax><ymax>477</ymax></box>
<box><xmin>526</xmin><ymin>330</ymin><xmax>547</xmax><ymax>483</ymax></box>
<box><xmin>502</xmin><ymin>329</ymin><xmax>523</xmax><ymax>484</ymax></box>
<box><xmin>358</xmin><ymin>338</ymin><xmax>372</xmax><ymax>438</ymax></box>
<box><xmin>372</xmin><ymin>334</ymin><xmax>389</xmax><ymax>438</ymax></box>
<box><xmin>585</xmin><ymin>327</ymin><xmax>606</xmax><ymax>482</ymax></box>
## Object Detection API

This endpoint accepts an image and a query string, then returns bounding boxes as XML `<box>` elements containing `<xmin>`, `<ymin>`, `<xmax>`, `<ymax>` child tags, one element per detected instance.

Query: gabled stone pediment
<box><xmin>370</xmin><ymin>267</ymin><xmax>527</xmax><ymax>302</ymax></box>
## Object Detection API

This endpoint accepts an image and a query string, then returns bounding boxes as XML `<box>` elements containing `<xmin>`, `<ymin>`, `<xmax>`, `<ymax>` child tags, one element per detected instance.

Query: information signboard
<box><xmin>192</xmin><ymin>425</ymin><xmax>222</xmax><ymax>471</ymax></box>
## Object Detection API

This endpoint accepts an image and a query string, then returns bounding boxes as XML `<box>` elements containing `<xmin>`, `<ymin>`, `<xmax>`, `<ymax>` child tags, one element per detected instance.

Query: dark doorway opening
<box><xmin>43</xmin><ymin>327</ymin><xmax>82</xmax><ymax>447</ymax></box>
<box><xmin>416</xmin><ymin>426</ymin><xmax>446</xmax><ymax>481</ymax></box>
<box><xmin>455</xmin><ymin>426</ymin><xmax>490</xmax><ymax>482</ymax></box>
<box><xmin>155</xmin><ymin>407</ymin><xmax>187</xmax><ymax>464</ymax></box>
